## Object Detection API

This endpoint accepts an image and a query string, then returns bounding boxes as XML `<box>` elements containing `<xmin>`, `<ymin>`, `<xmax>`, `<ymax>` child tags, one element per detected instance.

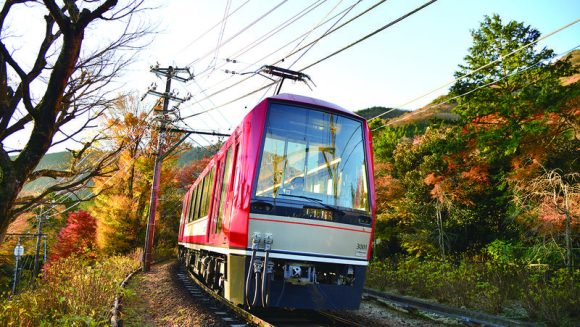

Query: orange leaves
<box><xmin>461</xmin><ymin>165</ymin><xmax>490</xmax><ymax>186</ymax></box>
<box><xmin>174</xmin><ymin>157</ymin><xmax>211</xmax><ymax>190</ymax></box>
<box><xmin>423</xmin><ymin>172</ymin><xmax>454</xmax><ymax>204</ymax></box>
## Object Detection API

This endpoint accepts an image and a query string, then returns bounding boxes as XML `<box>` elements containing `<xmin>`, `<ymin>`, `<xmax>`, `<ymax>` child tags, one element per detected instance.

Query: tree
<box><xmin>450</xmin><ymin>14</ymin><xmax>578</xmax><ymax>166</ymax></box>
<box><xmin>0</xmin><ymin>0</ymin><xmax>149</xmax><ymax>243</ymax></box>
<box><xmin>449</xmin><ymin>14</ymin><xmax>579</xmax><ymax>259</ymax></box>
<box><xmin>89</xmin><ymin>93</ymin><xmax>153</xmax><ymax>253</ymax></box>
<box><xmin>89</xmin><ymin>93</ymin><xmax>189</xmax><ymax>253</ymax></box>
<box><xmin>49</xmin><ymin>210</ymin><xmax>97</xmax><ymax>262</ymax></box>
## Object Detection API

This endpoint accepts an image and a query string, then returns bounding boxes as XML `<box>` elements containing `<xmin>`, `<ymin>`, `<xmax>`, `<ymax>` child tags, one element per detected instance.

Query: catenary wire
<box><xmin>288</xmin><ymin>0</ymin><xmax>360</xmax><ymax>69</ymax></box>
<box><xmin>182</xmin><ymin>4</ymin><xmax>354</xmax><ymax>105</ymax></box>
<box><xmin>176</xmin><ymin>0</ymin><xmax>251</xmax><ymax>56</ymax></box>
<box><xmin>299</xmin><ymin>0</ymin><xmax>437</xmax><ymax>72</ymax></box>
<box><xmin>189</xmin><ymin>0</ymin><xmax>289</xmax><ymax>67</ymax></box>
<box><xmin>206</xmin><ymin>0</ymin><xmax>233</xmax><ymax>75</ymax></box>
<box><xmin>194</xmin><ymin>0</ymin><xmax>328</xmax><ymax>81</ymax></box>
<box><xmin>181</xmin><ymin>0</ymin><xmax>434</xmax><ymax>119</ymax></box>
<box><xmin>180</xmin><ymin>0</ymin><xmax>390</xmax><ymax>114</ymax></box>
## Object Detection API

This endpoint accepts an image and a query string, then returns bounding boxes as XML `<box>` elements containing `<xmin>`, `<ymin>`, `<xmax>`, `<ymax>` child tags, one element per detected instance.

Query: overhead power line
<box><xmin>206</xmin><ymin>0</ymin><xmax>233</xmax><ymax>74</ymax></box>
<box><xmin>182</xmin><ymin>0</ymin><xmax>437</xmax><ymax>119</ymax></box>
<box><xmin>288</xmin><ymin>0</ymin><xmax>362</xmax><ymax>69</ymax></box>
<box><xmin>300</xmin><ymin>0</ymin><xmax>437</xmax><ymax>71</ymax></box>
<box><xmin>184</xmin><ymin>1</ymin><xmax>360</xmax><ymax>105</ymax></box>
<box><xmin>176</xmin><ymin>0</ymin><xmax>251</xmax><ymax>56</ymax></box>
<box><xmin>368</xmin><ymin>17</ymin><xmax>580</xmax><ymax>122</ymax></box>
<box><xmin>181</xmin><ymin>0</ymin><xmax>391</xmax><ymax>114</ymax></box>
<box><xmin>194</xmin><ymin>0</ymin><xmax>329</xmax><ymax>81</ymax></box>
<box><xmin>189</xmin><ymin>0</ymin><xmax>289</xmax><ymax>67</ymax></box>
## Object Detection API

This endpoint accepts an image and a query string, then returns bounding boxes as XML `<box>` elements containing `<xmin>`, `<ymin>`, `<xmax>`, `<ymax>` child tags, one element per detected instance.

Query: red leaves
<box><xmin>49</xmin><ymin>210</ymin><xmax>97</xmax><ymax>262</ymax></box>
<box><xmin>174</xmin><ymin>157</ymin><xmax>211</xmax><ymax>190</ymax></box>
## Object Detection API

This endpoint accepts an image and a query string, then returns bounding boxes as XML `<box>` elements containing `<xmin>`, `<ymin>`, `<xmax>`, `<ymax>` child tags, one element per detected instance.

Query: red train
<box><xmin>178</xmin><ymin>93</ymin><xmax>376</xmax><ymax>310</ymax></box>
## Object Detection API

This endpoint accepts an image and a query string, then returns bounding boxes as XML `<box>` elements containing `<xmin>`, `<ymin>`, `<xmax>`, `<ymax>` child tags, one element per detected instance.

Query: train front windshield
<box><xmin>255</xmin><ymin>103</ymin><xmax>370</xmax><ymax>213</ymax></box>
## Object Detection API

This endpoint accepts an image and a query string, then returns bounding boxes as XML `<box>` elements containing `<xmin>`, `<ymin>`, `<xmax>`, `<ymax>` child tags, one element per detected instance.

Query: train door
<box><xmin>209</xmin><ymin>155</ymin><xmax>225</xmax><ymax>243</ymax></box>
<box><xmin>209</xmin><ymin>145</ymin><xmax>236</xmax><ymax>244</ymax></box>
<box><xmin>222</xmin><ymin>142</ymin><xmax>239</xmax><ymax>244</ymax></box>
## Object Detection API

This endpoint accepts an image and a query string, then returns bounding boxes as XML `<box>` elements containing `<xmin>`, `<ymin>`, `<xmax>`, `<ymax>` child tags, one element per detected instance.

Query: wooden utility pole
<box><xmin>142</xmin><ymin>65</ymin><xmax>193</xmax><ymax>272</ymax></box>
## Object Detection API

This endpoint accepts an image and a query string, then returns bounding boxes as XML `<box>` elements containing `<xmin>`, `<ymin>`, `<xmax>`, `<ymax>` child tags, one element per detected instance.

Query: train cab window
<box><xmin>255</xmin><ymin>104</ymin><xmax>370</xmax><ymax>213</ymax></box>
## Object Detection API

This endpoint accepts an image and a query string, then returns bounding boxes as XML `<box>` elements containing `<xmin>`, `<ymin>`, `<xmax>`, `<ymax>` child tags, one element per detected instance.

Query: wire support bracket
<box><xmin>259</xmin><ymin>65</ymin><xmax>316</xmax><ymax>95</ymax></box>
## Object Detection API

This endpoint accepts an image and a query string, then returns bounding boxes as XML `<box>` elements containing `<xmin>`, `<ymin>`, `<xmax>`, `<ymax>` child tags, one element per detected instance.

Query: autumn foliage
<box><xmin>49</xmin><ymin>210</ymin><xmax>97</xmax><ymax>262</ymax></box>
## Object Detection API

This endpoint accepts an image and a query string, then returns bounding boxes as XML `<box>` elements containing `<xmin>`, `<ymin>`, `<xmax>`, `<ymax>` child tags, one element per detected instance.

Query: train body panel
<box><xmin>178</xmin><ymin>94</ymin><xmax>376</xmax><ymax>310</ymax></box>
<box><xmin>247</xmin><ymin>213</ymin><xmax>371</xmax><ymax>261</ymax></box>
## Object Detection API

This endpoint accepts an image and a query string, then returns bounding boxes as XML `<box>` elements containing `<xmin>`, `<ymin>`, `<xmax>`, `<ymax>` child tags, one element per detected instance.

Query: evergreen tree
<box><xmin>450</xmin><ymin>14</ymin><xmax>578</xmax><ymax>166</ymax></box>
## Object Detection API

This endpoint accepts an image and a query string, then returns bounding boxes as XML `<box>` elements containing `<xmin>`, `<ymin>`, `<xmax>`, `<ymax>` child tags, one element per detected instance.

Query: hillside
<box><xmin>561</xmin><ymin>49</ymin><xmax>580</xmax><ymax>85</ymax></box>
<box><xmin>380</xmin><ymin>50</ymin><xmax>580</xmax><ymax>128</ymax></box>
<box><xmin>20</xmin><ymin>152</ymin><xmax>72</xmax><ymax>194</ymax></box>
<box><xmin>388</xmin><ymin>100</ymin><xmax>458</xmax><ymax>127</ymax></box>
<box><xmin>355</xmin><ymin>106</ymin><xmax>408</xmax><ymax>120</ymax></box>
<box><xmin>177</xmin><ymin>145</ymin><xmax>220</xmax><ymax>167</ymax></box>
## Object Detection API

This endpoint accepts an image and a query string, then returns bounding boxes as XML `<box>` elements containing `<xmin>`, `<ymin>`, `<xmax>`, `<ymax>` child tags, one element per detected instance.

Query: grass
<box><xmin>365</xmin><ymin>257</ymin><xmax>580</xmax><ymax>326</ymax></box>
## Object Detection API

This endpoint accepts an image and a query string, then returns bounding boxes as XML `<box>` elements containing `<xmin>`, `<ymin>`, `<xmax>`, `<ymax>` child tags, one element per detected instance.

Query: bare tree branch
<box><xmin>0</xmin><ymin>0</ymin><xmax>151</xmax><ymax>242</ymax></box>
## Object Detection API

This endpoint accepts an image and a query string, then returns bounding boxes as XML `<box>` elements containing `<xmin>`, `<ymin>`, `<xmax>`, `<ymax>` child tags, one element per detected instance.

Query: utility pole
<box><xmin>33</xmin><ymin>211</ymin><xmax>47</xmax><ymax>277</ymax></box>
<box><xmin>142</xmin><ymin>65</ymin><xmax>193</xmax><ymax>272</ymax></box>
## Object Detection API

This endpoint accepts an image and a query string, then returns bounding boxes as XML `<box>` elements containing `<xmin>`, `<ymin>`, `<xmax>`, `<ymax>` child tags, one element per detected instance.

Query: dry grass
<box><xmin>0</xmin><ymin>254</ymin><xmax>139</xmax><ymax>326</ymax></box>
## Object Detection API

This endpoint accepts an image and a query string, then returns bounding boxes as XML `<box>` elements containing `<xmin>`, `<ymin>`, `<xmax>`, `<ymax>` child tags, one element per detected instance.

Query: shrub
<box><xmin>0</xmin><ymin>254</ymin><xmax>139</xmax><ymax>326</ymax></box>
<box><xmin>366</xmin><ymin>256</ymin><xmax>579</xmax><ymax>323</ymax></box>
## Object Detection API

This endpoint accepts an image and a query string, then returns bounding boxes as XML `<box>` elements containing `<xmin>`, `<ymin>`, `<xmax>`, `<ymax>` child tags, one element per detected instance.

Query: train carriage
<box><xmin>178</xmin><ymin>93</ymin><xmax>376</xmax><ymax>310</ymax></box>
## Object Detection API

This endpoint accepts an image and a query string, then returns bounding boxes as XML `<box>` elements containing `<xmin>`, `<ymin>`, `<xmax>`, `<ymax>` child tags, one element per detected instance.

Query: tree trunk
<box><xmin>0</xmin><ymin>29</ymin><xmax>84</xmax><ymax>244</ymax></box>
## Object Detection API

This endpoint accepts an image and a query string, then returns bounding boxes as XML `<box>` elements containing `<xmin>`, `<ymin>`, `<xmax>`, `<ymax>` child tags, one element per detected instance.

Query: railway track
<box><xmin>176</xmin><ymin>264</ymin><xmax>365</xmax><ymax>327</ymax></box>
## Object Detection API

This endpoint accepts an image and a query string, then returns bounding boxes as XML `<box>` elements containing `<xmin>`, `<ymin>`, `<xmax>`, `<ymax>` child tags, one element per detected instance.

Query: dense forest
<box><xmin>365</xmin><ymin>15</ymin><xmax>579</xmax><ymax>325</ymax></box>
<box><xmin>371</xmin><ymin>14</ymin><xmax>579</xmax><ymax>265</ymax></box>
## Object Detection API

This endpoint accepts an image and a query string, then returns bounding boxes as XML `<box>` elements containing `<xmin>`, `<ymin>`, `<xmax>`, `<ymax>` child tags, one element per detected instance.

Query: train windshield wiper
<box><xmin>277</xmin><ymin>193</ymin><xmax>337</xmax><ymax>211</ymax></box>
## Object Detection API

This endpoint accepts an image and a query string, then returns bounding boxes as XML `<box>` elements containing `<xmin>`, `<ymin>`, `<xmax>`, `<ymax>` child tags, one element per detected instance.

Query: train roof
<box><xmin>266</xmin><ymin>93</ymin><xmax>365</xmax><ymax>120</ymax></box>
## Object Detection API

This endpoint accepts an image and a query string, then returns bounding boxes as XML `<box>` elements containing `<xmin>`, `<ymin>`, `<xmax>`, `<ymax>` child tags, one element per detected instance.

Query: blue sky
<box><xmin>3</xmin><ymin>0</ymin><xmax>579</xmax><ymax>150</ymax></box>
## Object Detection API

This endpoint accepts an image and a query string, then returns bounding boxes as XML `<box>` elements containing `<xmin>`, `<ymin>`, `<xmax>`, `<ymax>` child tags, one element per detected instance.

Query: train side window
<box><xmin>202</xmin><ymin>166</ymin><xmax>215</xmax><ymax>218</ymax></box>
<box><xmin>188</xmin><ymin>187</ymin><xmax>195</xmax><ymax>222</ymax></box>
<box><xmin>185</xmin><ymin>191</ymin><xmax>191</xmax><ymax>223</ymax></box>
<box><xmin>231</xmin><ymin>142</ymin><xmax>241</xmax><ymax>208</ymax></box>
<box><xmin>200</xmin><ymin>175</ymin><xmax>207</xmax><ymax>218</ymax></box>
<box><xmin>216</xmin><ymin>146</ymin><xmax>234</xmax><ymax>233</ymax></box>
<box><xmin>189</xmin><ymin>186</ymin><xmax>198</xmax><ymax>222</ymax></box>
<box><xmin>195</xmin><ymin>178</ymin><xmax>204</xmax><ymax>220</ymax></box>
<box><xmin>190</xmin><ymin>187</ymin><xmax>196</xmax><ymax>222</ymax></box>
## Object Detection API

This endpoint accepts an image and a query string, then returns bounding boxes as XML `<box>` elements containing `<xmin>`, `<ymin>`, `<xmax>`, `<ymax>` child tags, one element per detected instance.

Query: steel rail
<box><xmin>184</xmin><ymin>267</ymin><xmax>274</xmax><ymax>327</ymax></box>
<box><xmin>316</xmin><ymin>311</ymin><xmax>368</xmax><ymax>327</ymax></box>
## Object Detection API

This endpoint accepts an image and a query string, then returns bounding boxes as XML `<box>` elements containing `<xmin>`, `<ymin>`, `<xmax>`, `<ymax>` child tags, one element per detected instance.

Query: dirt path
<box><xmin>123</xmin><ymin>261</ymin><xmax>226</xmax><ymax>327</ymax></box>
